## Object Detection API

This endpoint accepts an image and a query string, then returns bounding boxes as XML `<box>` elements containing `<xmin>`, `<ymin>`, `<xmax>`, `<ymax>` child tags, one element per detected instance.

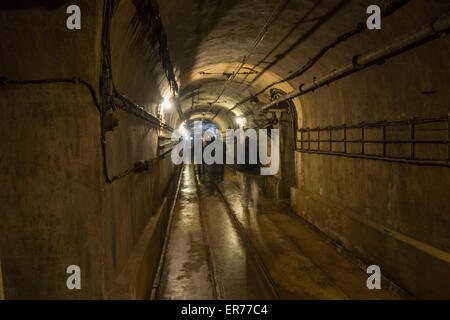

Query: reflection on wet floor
<box><xmin>157</xmin><ymin>166</ymin><xmax>214</xmax><ymax>299</ymax></box>
<box><xmin>196</xmin><ymin>173</ymin><xmax>277</xmax><ymax>300</ymax></box>
<box><xmin>220</xmin><ymin>169</ymin><xmax>399</xmax><ymax>300</ymax></box>
<box><xmin>157</xmin><ymin>165</ymin><xmax>399</xmax><ymax>300</ymax></box>
<box><xmin>158</xmin><ymin>165</ymin><xmax>275</xmax><ymax>300</ymax></box>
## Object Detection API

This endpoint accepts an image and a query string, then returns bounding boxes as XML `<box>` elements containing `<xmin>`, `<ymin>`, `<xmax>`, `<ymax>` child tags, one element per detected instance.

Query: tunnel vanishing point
<box><xmin>0</xmin><ymin>0</ymin><xmax>449</xmax><ymax>300</ymax></box>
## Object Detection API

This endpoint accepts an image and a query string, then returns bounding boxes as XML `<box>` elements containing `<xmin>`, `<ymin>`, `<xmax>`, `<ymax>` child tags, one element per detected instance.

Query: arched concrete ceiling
<box><xmin>110</xmin><ymin>0</ymin><xmax>449</xmax><ymax>131</ymax></box>
<box><xmin>155</xmin><ymin>0</ymin><xmax>449</xmax><ymax>129</ymax></box>
<box><xmin>177</xmin><ymin>62</ymin><xmax>295</xmax><ymax>130</ymax></box>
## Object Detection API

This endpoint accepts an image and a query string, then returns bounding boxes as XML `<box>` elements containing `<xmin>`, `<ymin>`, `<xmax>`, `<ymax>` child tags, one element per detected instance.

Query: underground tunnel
<box><xmin>0</xmin><ymin>0</ymin><xmax>449</xmax><ymax>302</ymax></box>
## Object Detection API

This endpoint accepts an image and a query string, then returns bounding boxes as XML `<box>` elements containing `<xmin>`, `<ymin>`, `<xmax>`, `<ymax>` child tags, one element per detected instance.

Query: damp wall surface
<box><xmin>0</xmin><ymin>0</ymin><xmax>449</xmax><ymax>300</ymax></box>
<box><xmin>290</xmin><ymin>21</ymin><xmax>450</xmax><ymax>299</ymax></box>
<box><xmin>0</xmin><ymin>0</ymin><xmax>178</xmax><ymax>299</ymax></box>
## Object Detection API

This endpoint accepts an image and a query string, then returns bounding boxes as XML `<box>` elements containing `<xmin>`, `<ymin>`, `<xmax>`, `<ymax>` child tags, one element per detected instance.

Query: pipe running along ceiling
<box><xmin>117</xmin><ymin>0</ymin><xmax>449</xmax><ymax>132</ymax></box>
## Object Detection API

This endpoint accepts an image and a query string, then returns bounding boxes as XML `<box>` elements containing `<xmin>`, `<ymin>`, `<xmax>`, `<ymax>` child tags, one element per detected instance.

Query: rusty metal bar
<box><xmin>300</xmin><ymin>130</ymin><xmax>303</xmax><ymax>150</ymax></box>
<box><xmin>308</xmin><ymin>128</ymin><xmax>311</xmax><ymax>151</ymax></box>
<box><xmin>361</xmin><ymin>126</ymin><xmax>365</xmax><ymax>155</ymax></box>
<box><xmin>297</xmin><ymin>139</ymin><xmax>448</xmax><ymax>144</ymax></box>
<box><xmin>296</xmin><ymin>114</ymin><xmax>450</xmax><ymax>167</ymax></box>
<box><xmin>410</xmin><ymin>121</ymin><xmax>415</xmax><ymax>160</ymax></box>
<box><xmin>448</xmin><ymin>114</ymin><xmax>450</xmax><ymax>162</ymax></box>
<box><xmin>344</xmin><ymin>125</ymin><xmax>347</xmax><ymax>153</ymax></box>
<box><xmin>298</xmin><ymin>115</ymin><xmax>448</xmax><ymax>132</ymax></box>
<box><xmin>329</xmin><ymin>127</ymin><xmax>332</xmax><ymax>152</ymax></box>
<box><xmin>317</xmin><ymin>128</ymin><xmax>321</xmax><ymax>151</ymax></box>
<box><xmin>298</xmin><ymin>150</ymin><xmax>449</xmax><ymax>167</ymax></box>
<box><xmin>300</xmin><ymin>115</ymin><xmax>448</xmax><ymax>131</ymax></box>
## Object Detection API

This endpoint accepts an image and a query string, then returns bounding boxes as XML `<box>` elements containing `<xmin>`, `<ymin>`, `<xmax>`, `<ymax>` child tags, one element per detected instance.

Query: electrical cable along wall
<box><xmin>222</xmin><ymin>0</ymin><xmax>414</xmax><ymax>120</ymax></box>
<box><xmin>129</xmin><ymin>0</ymin><xmax>184</xmax><ymax>120</ymax></box>
<box><xmin>0</xmin><ymin>0</ymin><xmax>177</xmax><ymax>185</ymax></box>
<box><xmin>0</xmin><ymin>258</ymin><xmax>4</xmax><ymax>300</ymax></box>
<box><xmin>0</xmin><ymin>0</ymin><xmax>182</xmax><ymax>299</ymax></box>
<box><xmin>0</xmin><ymin>0</ymin><xmax>449</xmax><ymax>300</ymax></box>
<box><xmin>261</xmin><ymin>12</ymin><xmax>450</xmax><ymax>168</ymax></box>
<box><xmin>100</xmin><ymin>0</ymin><xmax>178</xmax><ymax>183</ymax></box>
<box><xmin>101</xmin><ymin>0</ymin><xmax>184</xmax><ymax>299</ymax></box>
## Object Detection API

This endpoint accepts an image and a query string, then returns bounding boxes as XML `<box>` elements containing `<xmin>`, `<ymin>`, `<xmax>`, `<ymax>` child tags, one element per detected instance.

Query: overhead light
<box><xmin>236</xmin><ymin>117</ymin><xmax>245</xmax><ymax>126</ymax></box>
<box><xmin>176</xmin><ymin>123</ymin><xmax>190</xmax><ymax>141</ymax></box>
<box><xmin>162</xmin><ymin>96</ymin><xmax>172</xmax><ymax>110</ymax></box>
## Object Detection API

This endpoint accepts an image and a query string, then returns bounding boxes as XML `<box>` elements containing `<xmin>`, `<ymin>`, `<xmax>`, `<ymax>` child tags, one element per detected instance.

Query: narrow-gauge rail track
<box><xmin>213</xmin><ymin>181</ymin><xmax>282</xmax><ymax>300</ymax></box>
<box><xmin>193</xmin><ymin>165</ymin><xmax>281</xmax><ymax>300</ymax></box>
<box><xmin>153</xmin><ymin>165</ymin><xmax>279</xmax><ymax>300</ymax></box>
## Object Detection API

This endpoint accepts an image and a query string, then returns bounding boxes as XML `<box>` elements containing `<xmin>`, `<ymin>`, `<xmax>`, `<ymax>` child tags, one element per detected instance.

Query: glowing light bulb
<box><xmin>236</xmin><ymin>117</ymin><xmax>244</xmax><ymax>126</ymax></box>
<box><xmin>178</xmin><ymin>123</ymin><xmax>188</xmax><ymax>140</ymax></box>
<box><xmin>162</xmin><ymin>96</ymin><xmax>172</xmax><ymax>110</ymax></box>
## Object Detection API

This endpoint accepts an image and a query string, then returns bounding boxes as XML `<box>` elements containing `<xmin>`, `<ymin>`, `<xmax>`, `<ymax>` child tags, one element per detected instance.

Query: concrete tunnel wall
<box><xmin>0</xmin><ymin>0</ymin><xmax>179</xmax><ymax>299</ymax></box>
<box><xmin>156</xmin><ymin>0</ymin><xmax>450</xmax><ymax>298</ymax></box>
<box><xmin>156</xmin><ymin>0</ymin><xmax>449</xmax><ymax>298</ymax></box>
<box><xmin>0</xmin><ymin>0</ymin><xmax>449</xmax><ymax>300</ymax></box>
<box><xmin>291</xmin><ymin>46</ymin><xmax>450</xmax><ymax>298</ymax></box>
<box><xmin>288</xmin><ymin>4</ymin><xmax>450</xmax><ymax>298</ymax></box>
<box><xmin>0</xmin><ymin>257</ymin><xmax>4</xmax><ymax>300</ymax></box>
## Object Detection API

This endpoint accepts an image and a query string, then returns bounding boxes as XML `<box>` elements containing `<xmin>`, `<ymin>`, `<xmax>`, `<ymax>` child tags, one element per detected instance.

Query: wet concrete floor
<box><xmin>157</xmin><ymin>165</ymin><xmax>399</xmax><ymax>300</ymax></box>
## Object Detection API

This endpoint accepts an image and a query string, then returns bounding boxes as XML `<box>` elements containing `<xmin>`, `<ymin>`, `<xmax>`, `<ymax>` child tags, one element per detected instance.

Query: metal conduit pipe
<box><xmin>262</xmin><ymin>14</ymin><xmax>450</xmax><ymax>111</ymax></box>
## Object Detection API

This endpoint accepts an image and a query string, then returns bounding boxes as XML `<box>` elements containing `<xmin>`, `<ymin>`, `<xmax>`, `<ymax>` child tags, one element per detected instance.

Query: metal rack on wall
<box><xmin>296</xmin><ymin>114</ymin><xmax>450</xmax><ymax>167</ymax></box>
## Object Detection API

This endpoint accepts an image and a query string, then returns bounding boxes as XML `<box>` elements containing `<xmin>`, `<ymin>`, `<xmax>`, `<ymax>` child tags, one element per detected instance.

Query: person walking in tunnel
<box><xmin>205</xmin><ymin>137</ymin><xmax>221</xmax><ymax>194</ymax></box>
<box><xmin>219</xmin><ymin>140</ymin><xmax>226</xmax><ymax>182</ymax></box>
<box><xmin>195</xmin><ymin>138</ymin><xmax>205</xmax><ymax>182</ymax></box>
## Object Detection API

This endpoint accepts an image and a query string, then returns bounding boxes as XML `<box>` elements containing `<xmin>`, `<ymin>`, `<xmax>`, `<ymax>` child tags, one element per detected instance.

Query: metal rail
<box><xmin>297</xmin><ymin>114</ymin><xmax>450</xmax><ymax>167</ymax></box>
<box><xmin>150</xmin><ymin>166</ymin><xmax>184</xmax><ymax>300</ymax></box>
<box><xmin>193</xmin><ymin>167</ymin><xmax>224</xmax><ymax>300</ymax></box>
<box><xmin>215</xmin><ymin>183</ymin><xmax>282</xmax><ymax>299</ymax></box>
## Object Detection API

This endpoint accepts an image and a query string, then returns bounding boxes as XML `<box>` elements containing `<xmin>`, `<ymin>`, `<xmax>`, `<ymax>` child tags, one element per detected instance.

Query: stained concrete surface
<box><xmin>158</xmin><ymin>165</ymin><xmax>275</xmax><ymax>300</ymax></box>
<box><xmin>0</xmin><ymin>258</ymin><xmax>4</xmax><ymax>300</ymax></box>
<box><xmin>219</xmin><ymin>169</ymin><xmax>399</xmax><ymax>300</ymax></box>
<box><xmin>157</xmin><ymin>0</ymin><xmax>450</xmax><ymax>298</ymax></box>
<box><xmin>196</xmin><ymin>171</ymin><xmax>276</xmax><ymax>300</ymax></box>
<box><xmin>0</xmin><ymin>0</ymin><xmax>448</xmax><ymax>299</ymax></box>
<box><xmin>157</xmin><ymin>166</ymin><xmax>214</xmax><ymax>299</ymax></box>
<box><xmin>0</xmin><ymin>1</ymin><xmax>176</xmax><ymax>299</ymax></box>
<box><xmin>157</xmin><ymin>165</ymin><xmax>399</xmax><ymax>300</ymax></box>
